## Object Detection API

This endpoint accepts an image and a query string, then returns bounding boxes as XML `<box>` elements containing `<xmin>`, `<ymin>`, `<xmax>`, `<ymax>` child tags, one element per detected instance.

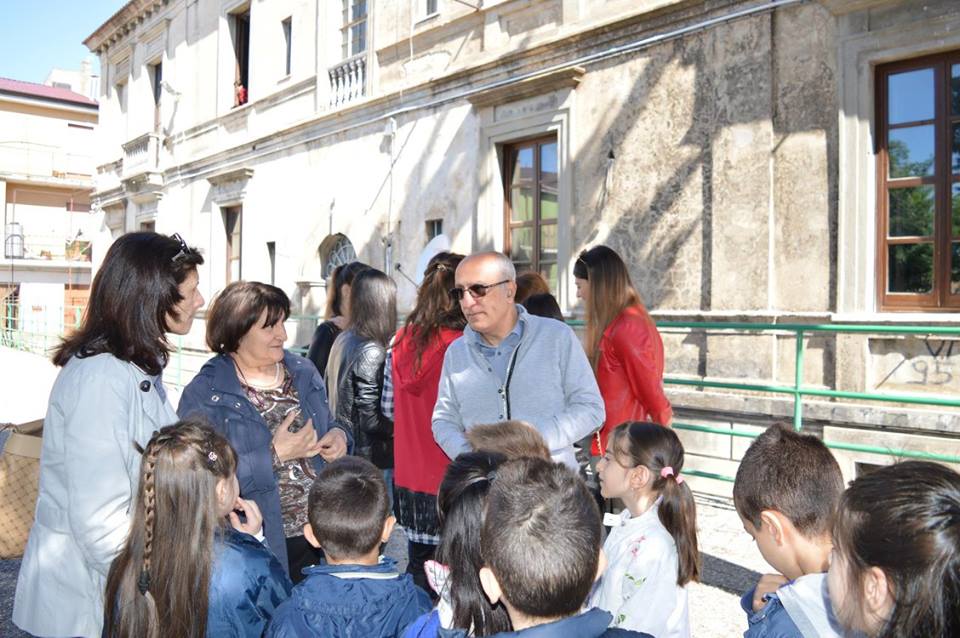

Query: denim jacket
<box><xmin>740</xmin><ymin>573</ymin><xmax>843</xmax><ymax>638</ymax></box>
<box><xmin>178</xmin><ymin>352</ymin><xmax>352</xmax><ymax>572</ymax></box>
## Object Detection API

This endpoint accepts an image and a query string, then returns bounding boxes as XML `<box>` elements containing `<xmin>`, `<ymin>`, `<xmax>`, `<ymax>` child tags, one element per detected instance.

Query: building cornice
<box><xmin>84</xmin><ymin>0</ymin><xmax>170</xmax><ymax>55</ymax></box>
<box><xmin>93</xmin><ymin>0</ymin><xmax>798</xmax><ymax>193</ymax></box>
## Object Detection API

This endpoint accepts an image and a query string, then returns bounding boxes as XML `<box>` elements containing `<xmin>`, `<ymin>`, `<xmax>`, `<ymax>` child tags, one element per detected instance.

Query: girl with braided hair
<box><xmin>104</xmin><ymin>420</ymin><xmax>292</xmax><ymax>638</ymax></box>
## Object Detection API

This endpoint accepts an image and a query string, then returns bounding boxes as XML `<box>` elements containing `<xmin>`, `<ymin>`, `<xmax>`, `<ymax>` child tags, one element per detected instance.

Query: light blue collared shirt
<box><xmin>473</xmin><ymin>316</ymin><xmax>525</xmax><ymax>384</ymax></box>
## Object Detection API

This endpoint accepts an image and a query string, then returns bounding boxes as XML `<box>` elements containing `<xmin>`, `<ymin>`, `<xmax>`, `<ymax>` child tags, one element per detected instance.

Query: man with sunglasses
<box><xmin>431</xmin><ymin>252</ymin><xmax>604</xmax><ymax>470</ymax></box>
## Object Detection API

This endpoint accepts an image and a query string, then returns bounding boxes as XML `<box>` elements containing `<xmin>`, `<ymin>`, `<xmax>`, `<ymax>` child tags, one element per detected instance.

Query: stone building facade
<box><xmin>85</xmin><ymin>0</ymin><xmax>960</xmax><ymax>492</ymax></box>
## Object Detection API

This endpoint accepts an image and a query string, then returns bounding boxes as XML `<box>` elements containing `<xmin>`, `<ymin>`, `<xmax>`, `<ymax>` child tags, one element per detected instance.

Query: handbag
<box><xmin>0</xmin><ymin>419</ymin><xmax>43</xmax><ymax>558</ymax></box>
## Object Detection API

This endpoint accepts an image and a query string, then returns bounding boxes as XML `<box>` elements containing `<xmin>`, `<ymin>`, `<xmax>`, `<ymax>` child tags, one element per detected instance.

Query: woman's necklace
<box><xmin>234</xmin><ymin>359</ymin><xmax>282</xmax><ymax>390</ymax></box>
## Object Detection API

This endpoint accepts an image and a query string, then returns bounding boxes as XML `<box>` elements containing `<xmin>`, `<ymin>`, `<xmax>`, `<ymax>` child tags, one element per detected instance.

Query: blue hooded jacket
<box><xmin>178</xmin><ymin>351</ymin><xmax>352</xmax><ymax>573</ymax></box>
<box><xmin>266</xmin><ymin>558</ymin><xmax>432</xmax><ymax>638</ymax></box>
<box><xmin>210</xmin><ymin>527</ymin><xmax>292</xmax><ymax>637</ymax></box>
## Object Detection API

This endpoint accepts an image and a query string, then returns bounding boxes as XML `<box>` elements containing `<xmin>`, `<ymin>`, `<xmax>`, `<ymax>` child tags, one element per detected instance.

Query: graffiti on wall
<box><xmin>873</xmin><ymin>338</ymin><xmax>959</xmax><ymax>395</ymax></box>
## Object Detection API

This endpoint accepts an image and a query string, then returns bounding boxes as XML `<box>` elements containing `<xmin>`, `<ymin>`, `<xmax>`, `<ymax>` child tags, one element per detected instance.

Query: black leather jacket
<box><xmin>334</xmin><ymin>331</ymin><xmax>394</xmax><ymax>469</ymax></box>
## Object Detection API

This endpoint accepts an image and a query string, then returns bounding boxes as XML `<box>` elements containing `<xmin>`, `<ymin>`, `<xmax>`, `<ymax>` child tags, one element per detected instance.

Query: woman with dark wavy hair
<box><xmin>14</xmin><ymin>232</ymin><xmax>204</xmax><ymax>637</ymax></box>
<box><xmin>382</xmin><ymin>252</ymin><xmax>466</xmax><ymax>593</ymax></box>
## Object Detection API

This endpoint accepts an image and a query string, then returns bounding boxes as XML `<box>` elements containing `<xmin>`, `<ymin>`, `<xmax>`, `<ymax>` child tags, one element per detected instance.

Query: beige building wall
<box><xmin>0</xmin><ymin>83</ymin><xmax>98</xmax><ymax>335</ymax></box>
<box><xmin>86</xmin><ymin>0</ymin><xmax>960</xmax><ymax>492</ymax></box>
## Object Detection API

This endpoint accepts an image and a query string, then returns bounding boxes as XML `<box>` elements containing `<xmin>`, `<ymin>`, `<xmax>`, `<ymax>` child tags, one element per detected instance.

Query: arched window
<box><xmin>319</xmin><ymin>233</ymin><xmax>358</xmax><ymax>280</ymax></box>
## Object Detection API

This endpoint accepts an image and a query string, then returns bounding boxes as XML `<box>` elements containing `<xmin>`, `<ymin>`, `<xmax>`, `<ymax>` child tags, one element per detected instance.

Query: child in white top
<box><xmin>589</xmin><ymin>422</ymin><xmax>700</xmax><ymax>638</ymax></box>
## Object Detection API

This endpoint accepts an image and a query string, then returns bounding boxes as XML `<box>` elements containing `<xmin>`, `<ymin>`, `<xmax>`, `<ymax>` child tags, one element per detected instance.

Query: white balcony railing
<box><xmin>121</xmin><ymin>132</ymin><xmax>160</xmax><ymax>179</ymax></box>
<box><xmin>0</xmin><ymin>143</ymin><xmax>93</xmax><ymax>180</ymax></box>
<box><xmin>328</xmin><ymin>55</ymin><xmax>367</xmax><ymax>108</ymax></box>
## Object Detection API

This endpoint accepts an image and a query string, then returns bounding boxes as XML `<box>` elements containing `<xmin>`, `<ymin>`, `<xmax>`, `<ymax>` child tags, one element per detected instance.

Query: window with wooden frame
<box><xmin>503</xmin><ymin>136</ymin><xmax>559</xmax><ymax>291</ymax></box>
<box><xmin>341</xmin><ymin>0</ymin><xmax>367</xmax><ymax>60</ymax></box>
<box><xmin>224</xmin><ymin>206</ymin><xmax>242</xmax><ymax>283</ymax></box>
<box><xmin>876</xmin><ymin>51</ymin><xmax>960</xmax><ymax>311</ymax></box>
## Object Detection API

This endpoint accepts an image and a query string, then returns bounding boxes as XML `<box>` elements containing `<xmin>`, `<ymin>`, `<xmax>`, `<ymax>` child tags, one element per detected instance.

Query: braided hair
<box><xmin>103</xmin><ymin>420</ymin><xmax>237</xmax><ymax>638</ymax></box>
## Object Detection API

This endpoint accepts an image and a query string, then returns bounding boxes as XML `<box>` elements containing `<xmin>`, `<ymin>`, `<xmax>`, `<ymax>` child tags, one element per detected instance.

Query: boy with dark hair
<box><xmin>733</xmin><ymin>423</ymin><xmax>845</xmax><ymax>638</ymax></box>
<box><xmin>266</xmin><ymin>456</ymin><xmax>431</xmax><ymax>637</ymax></box>
<box><xmin>476</xmin><ymin>457</ymin><xmax>652</xmax><ymax>637</ymax></box>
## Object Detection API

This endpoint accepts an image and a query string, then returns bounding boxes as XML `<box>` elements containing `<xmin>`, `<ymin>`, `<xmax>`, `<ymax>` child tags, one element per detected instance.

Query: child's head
<box><xmin>435</xmin><ymin>451</ymin><xmax>511</xmax><ymax>636</ymax></box>
<box><xmin>466</xmin><ymin>420</ymin><xmax>551</xmax><ymax>460</ymax></box>
<box><xmin>104</xmin><ymin>420</ymin><xmax>239</xmax><ymax>638</ymax></box>
<box><xmin>599</xmin><ymin>421</ymin><xmax>700</xmax><ymax>586</ymax></box>
<box><xmin>828</xmin><ymin>461</ymin><xmax>960</xmax><ymax>638</ymax></box>
<box><xmin>479</xmin><ymin>457</ymin><xmax>602</xmax><ymax>626</ymax></box>
<box><xmin>733</xmin><ymin>423</ymin><xmax>843</xmax><ymax>579</ymax></box>
<box><xmin>306</xmin><ymin>456</ymin><xmax>393</xmax><ymax>562</ymax></box>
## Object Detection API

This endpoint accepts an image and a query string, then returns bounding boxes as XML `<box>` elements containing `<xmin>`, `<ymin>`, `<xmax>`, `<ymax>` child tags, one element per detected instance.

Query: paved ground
<box><xmin>0</xmin><ymin>348</ymin><xmax>771</xmax><ymax>636</ymax></box>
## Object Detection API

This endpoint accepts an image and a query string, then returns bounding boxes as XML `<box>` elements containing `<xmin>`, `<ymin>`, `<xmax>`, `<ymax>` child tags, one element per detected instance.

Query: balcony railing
<box><xmin>0</xmin><ymin>143</ymin><xmax>93</xmax><ymax>180</ymax></box>
<box><xmin>2</xmin><ymin>230</ymin><xmax>91</xmax><ymax>262</ymax></box>
<box><xmin>121</xmin><ymin>132</ymin><xmax>160</xmax><ymax>179</ymax></box>
<box><xmin>328</xmin><ymin>54</ymin><xmax>367</xmax><ymax>108</ymax></box>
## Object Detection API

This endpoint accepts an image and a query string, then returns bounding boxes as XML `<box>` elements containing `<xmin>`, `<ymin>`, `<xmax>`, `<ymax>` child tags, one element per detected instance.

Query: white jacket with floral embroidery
<box><xmin>588</xmin><ymin>503</ymin><xmax>690</xmax><ymax>638</ymax></box>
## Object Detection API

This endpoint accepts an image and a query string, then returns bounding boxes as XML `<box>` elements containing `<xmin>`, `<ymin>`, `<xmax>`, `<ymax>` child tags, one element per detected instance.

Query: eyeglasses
<box><xmin>170</xmin><ymin>233</ymin><xmax>190</xmax><ymax>263</ymax></box>
<box><xmin>448</xmin><ymin>279</ymin><xmax>510</xmax><ymax>302</ymax></box>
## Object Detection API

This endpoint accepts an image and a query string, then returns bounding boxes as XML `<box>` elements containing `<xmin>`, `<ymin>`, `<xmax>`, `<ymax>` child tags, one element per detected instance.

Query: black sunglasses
<box><xmin>170</xmin><ymin>233</ymin><xmax>190</xmax><ymax>263</ymax></box>
<box><xmin>449</xmin><ymin>279</ymin><xmax>510</xmax><ymax>302</ymax></box>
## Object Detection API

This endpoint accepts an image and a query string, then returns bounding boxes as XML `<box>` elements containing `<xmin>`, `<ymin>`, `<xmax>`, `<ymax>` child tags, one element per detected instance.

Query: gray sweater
<box><xmin>431</xmin><ymin>305</ymin><xmax>604</xmax><ymax>468</ymax></box>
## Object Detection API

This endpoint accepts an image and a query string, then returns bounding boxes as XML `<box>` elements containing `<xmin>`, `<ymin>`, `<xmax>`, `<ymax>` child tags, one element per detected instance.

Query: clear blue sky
<box><xmin>0</xmin><ymin>0</ymin><xmax>125</xmax><ymax>84</ymax></box>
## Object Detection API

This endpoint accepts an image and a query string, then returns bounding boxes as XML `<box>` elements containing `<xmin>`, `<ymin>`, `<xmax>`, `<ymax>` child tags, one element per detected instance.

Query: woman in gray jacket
<box><xmin>13</xmin><ymin>232</ymin><xmax>204</xmax><ymax>638</ymax></box>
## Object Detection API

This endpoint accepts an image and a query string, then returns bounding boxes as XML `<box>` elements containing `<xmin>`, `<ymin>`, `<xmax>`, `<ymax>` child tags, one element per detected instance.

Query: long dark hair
<box><xmin>832</xmin><ymin>461</ymin><xmax>960</xmax><ymax>638</ymax></box>
<box><xmin>347</xmin><ymin>268</ymin><xmax>397</xmax><ymax>347</ymax></box>
<box><xmin>398</xmin><ymin>252</ymin><xmax>465</xmax><ymax>369</ymax></box>
<box><xmin>325</xmin><ymin>261</ymin><xmax>369</xmax><ymax>319</ymax></box>
<box><xmin>435</xmin><ymin>452</ymin><xmax>512</xmax><ymax>636</ymax></box>
<box><xmin>610</xmin><ymin>422</ymin><xmax>701</xmax><ymax>586</ymax></box>
<box><xmin>574</xmin><ymin>245</ymin><xmax>650</xmax><ymax>369</ymax></box>
<box><xmin>53</xmin><ymin>232</ymin><xmax>203</xmax><ymax>375</ymax></box>
<box><xmin>103</xmin><ymin>420</ymin><xmax>237</xmax><ymax>638</ymax></box>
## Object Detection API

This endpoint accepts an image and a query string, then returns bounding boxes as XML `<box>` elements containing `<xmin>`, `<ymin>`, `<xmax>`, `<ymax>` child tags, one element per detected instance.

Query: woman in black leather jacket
<box><xmin>328</xmin><ymin>268</ymin><xmax>397</xmax><ymax>499</ymax></box>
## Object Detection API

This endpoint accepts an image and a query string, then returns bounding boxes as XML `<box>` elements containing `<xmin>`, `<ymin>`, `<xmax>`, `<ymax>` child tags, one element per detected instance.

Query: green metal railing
<box><xmin>652</xmin><ymin>321</ymin><xmax>960</xmax><ymax>482</ymax></box>
<box><xmin>4</xmin><ymin>303</ymin><xmax>960</xmax><ymax>482</ymax></box>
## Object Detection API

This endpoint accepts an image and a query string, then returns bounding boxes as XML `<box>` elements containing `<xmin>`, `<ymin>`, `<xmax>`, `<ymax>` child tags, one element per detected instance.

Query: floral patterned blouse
<box><xmin>588</xmin><ymin>501</ymin><xmax>691</xmax><ymax>638</ymax></box>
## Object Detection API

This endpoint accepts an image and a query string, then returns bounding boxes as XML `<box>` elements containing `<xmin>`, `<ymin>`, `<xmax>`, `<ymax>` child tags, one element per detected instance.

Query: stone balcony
<box><xmin>328</xmin><ymin>54</ymin><xmax>367</xmax><ymax>108</ymax></box>
<box><xmin>121</xmin><ymin>132</ymin><xmax>161</xmax><ymax>181</ymax></box>
<box><xmin>120</xmin><ymin>132</ymin><xmax>163</xmax><ymax>201</ymax></box>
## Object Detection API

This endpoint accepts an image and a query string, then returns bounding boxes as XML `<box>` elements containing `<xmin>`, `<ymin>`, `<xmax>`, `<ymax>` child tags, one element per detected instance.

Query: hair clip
<box><xmin>137</xmin><ymin>569</ymin><xmax>151</xmax><ymax>594</ymax></box>
<box><xmin>660</xmin><ymin>466</ymin><xmax>683</xmax><ymax>485</ymax></box>
<box><xmin>207</xmin><ymin>450</ymin><xmax>218</xmax><ymax>466</ymax></box>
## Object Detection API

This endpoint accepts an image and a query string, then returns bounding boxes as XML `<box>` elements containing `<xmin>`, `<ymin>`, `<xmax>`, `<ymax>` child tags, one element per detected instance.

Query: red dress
<box><xmin>592</xmin><ymin>306</ymin><xmax>672</xmax><ymax>455</ymax></box>
<box><xmin>391</xmin><ymin>326</ymin><xmax>462</xmax><ymax>538</ymax></box>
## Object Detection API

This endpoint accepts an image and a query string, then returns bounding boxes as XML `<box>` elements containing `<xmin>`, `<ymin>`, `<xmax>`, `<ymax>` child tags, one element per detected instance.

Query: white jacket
<box><xmin>589</xmin><ymin>504</ymin><xmax>691</xmax><ymax>638</ymax></box>
<box><xmin>13</xmin><ymin>354</ymin><xmax>178</xmax><ymax>638</ymax></box>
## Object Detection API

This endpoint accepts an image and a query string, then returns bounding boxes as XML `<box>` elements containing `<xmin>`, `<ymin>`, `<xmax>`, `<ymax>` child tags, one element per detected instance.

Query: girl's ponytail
<box><xmin>656</xmin><ymin>464</ymin><xmax>701</xmax><ymax>586</ymax></box>
<box><xmin>611</xmin><ymin>422</ymin><xmax>702</xmax><ymax>587</ymax></box>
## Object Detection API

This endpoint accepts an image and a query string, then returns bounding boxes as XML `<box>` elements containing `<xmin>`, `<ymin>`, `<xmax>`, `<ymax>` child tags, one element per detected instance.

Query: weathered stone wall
<box><xmin>571</xmin><ymin>2</ymin><xmax>837</xmax><ymax>315</ymax></box>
